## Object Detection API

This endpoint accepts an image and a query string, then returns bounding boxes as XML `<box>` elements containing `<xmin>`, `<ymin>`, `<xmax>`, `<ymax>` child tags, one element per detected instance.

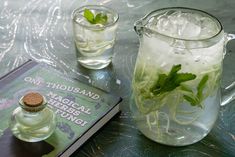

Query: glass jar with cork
<box><xmin>9</xmin><ymin>92</ymin><xmax>56</xmax><ymax>142</ymax></box>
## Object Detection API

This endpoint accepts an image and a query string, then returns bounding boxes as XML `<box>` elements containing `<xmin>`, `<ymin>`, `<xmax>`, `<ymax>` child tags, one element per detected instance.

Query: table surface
<box><xmin>1</xmin><ymin>0</ymin><xmax>235</xmax><ymax>157</ymax></box>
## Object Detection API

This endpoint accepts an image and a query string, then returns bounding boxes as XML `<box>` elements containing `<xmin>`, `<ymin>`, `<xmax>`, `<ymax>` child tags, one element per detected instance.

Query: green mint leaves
<box><xmin>182</xmin><ymin>75</ymin><xmax>209</xmax><ymax>108</ymax></box>
<box><xmin>84</xmin><ymin>9</ymin><xmax>108</xmax><ymax>25</ymax></box>
<box><xmin>150</xmin><ymin>64</ymin><xmax>209</xmax><ymax>108</ymax></box>
<box><xmin>95</xmin><ymin>13</ymin><xmax>108</xmax><ymax>24</ymax></box>
<box><xmin>84</xmin><ymin>9</ymin><xmax>94</xmax><ymax>23</ymax></box>
<box><xmin>197</xmin><ymin>75</ymin><xmax>209</xmax><ymax>100</ymax></box>
<box><xmin>150</xmin><ymin>64</ymin><xmax>196</xmax><ymax>95</ymax></box>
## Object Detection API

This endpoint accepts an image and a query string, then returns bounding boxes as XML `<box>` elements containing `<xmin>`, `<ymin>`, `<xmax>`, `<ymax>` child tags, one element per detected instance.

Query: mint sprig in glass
<box><xmin>84</xmin><ymin>8</ymin><xmax>108</xmax><ymax>25</ymax></box>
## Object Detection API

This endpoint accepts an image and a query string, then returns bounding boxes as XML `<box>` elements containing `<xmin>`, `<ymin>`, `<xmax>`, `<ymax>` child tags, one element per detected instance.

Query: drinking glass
<box><xmin>72</xmin><ymin>5</ymin><xmax>119</xmax><ymax>69</ymax></box>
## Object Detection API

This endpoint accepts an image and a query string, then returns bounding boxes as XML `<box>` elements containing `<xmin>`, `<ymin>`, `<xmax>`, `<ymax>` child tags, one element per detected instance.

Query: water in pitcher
<box><xmin>132</xmin><ymin>10</ymin><xmax>224</xmax><ymax>145</ymax></box>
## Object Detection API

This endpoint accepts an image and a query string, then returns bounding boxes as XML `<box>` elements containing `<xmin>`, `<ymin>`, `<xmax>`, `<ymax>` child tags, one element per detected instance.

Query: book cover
<box><xmin>0</xmin><ymin>60</ymin><xmax>122</xmax><ymax>157</ymax></box>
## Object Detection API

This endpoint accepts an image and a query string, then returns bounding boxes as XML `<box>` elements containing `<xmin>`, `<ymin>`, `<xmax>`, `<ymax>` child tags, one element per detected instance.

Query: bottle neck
<box><xmin>19</xmin><ymin>96</ymin><xmax>47</xmax><ymax>113</ymax></box>
<box><xmin>21</xmin><ymin>107</ymin><xmax>45</xmax><ymax>116</ymax></box>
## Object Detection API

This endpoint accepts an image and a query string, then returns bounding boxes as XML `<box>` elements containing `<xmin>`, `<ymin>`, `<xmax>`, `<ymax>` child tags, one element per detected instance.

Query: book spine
<box><xmin>0</xmin><ymin>60</ymin><xmax>38</xmax><ymax>89</ymax></box>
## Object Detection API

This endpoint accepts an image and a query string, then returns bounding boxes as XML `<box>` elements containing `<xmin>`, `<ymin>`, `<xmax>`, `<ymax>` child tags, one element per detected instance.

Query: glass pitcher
<box><xmin>131</xmin><ymin>7</ymin><xmax>235</xmax><ymax>146</ymax></box>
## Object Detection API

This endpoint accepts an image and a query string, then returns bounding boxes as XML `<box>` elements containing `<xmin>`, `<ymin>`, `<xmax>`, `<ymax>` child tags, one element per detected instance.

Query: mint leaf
<box><xmin>197</xmin><ymin>75</ymin><xmax>209</xmax><ymax>100</ymax></box>
<box><xmin>180</xmin><ymin>85</ymin><xmax>193</xmax><ymax>93</ymax></box>
<box><xmin>183</xmin><ymin>95</ymin><xmax>198</xmax><ymax>106</ymax></box>
<box><xmin>153</xmin><ymin>74</ymin><xmax>167</xmax><ymax>90</ymax></box>
<box><xmin>169</xmin><ymin>64</ymin><xmax>181</xmax><ymax>75</ymax></box>
<box><xmin>175</xmin><ymin>73</ymin><xmax>196</xmax><ymax>84</ymax></box>
<box><xmin>94</xmin><ymin>13</ymin><xmax>108</xmax><ymax>25</ymax></box>
<box><xmin>151</xmin><ymin>74</ymin><xmax>167</xmax><ymax>95</ymax></box>
<box><xmin>83</xmin><ymin>9</ymin><xmax>108</xmax><ymax>25</ymax></box>
<box><xmin>183</xmin><ymin>75</ymin><xmax>209</xmax><ymax>108</ymax></box>
<box><xmin>84</xmin><ymin>9</ymin><xmax>95</xmax><ymax>24</ymax></box>
<box><xmin>151</xmin><ymin>64</ymin><xmax>196</xmax><ymax>95</ymax></box>
<box><xmin>183</xmin><ymin>94</ymin><xmax>203</xmax><ymax>108</ymax></box>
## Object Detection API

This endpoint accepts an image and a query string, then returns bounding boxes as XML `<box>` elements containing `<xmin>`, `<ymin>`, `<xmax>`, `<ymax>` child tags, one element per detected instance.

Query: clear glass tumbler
<box><xmin>72</xmin><ymin>5</ymin><xmax>119</xmax><ymax>69</ymax></box>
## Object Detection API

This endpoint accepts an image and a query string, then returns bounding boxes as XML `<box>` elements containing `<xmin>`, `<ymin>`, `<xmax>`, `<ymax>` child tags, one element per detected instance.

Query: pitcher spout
<box><xmin>134</xmin><ymin>19</ymin><xmax>144</xmax><ymax>36</ymax></box>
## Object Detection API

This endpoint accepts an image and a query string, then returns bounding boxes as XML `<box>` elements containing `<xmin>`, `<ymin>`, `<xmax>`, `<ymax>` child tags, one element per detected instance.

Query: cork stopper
<box><xmin>23</xmin><ymin>92</ymin><xmax>43</xmax><ymax>107</ymax></box>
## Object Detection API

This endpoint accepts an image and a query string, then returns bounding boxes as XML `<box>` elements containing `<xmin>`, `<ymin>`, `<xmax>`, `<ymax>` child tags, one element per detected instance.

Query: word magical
<box><xmin>47</xmin><ymin>91</ymin><xmax>89</xmax><ymax>127</ymax></box>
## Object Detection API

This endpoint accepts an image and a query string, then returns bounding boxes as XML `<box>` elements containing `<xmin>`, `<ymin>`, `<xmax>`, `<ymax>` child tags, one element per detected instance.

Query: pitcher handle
<box><xmin>221</xmin><ymin>33</ymin><xmax>235</xmax><ymax>106</ymax></box>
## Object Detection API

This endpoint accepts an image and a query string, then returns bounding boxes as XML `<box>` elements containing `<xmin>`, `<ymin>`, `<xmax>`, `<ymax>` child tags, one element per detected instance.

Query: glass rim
<box><xmin>137</xmin><ymin>7</ymin><xmax>223</xmax><ymax>42</ymax></box>
<box><xmin>72</xmin><ymin>5</ymin><xmax>119</xmax><ymax>30</ymax></box>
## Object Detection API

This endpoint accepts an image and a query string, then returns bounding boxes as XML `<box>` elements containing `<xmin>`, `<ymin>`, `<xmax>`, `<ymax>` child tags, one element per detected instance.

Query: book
<box><xmin>0</xmin><ymin>60</ymin><xmax>122</xmax><ymax>157</ymax></box>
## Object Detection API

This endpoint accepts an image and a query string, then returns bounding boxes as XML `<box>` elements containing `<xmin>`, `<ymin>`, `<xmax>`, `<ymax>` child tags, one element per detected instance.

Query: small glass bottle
<box><xmin>9</xmin><ymin>92</ymin><xmax>56</xmax><ymax>142</ymax></box>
